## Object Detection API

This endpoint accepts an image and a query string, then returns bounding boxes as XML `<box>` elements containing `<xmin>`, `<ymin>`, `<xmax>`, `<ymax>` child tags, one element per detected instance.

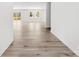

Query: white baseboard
<box><xmin>0</xmin><ymin>39</ymin><xmax>14</xmax><ymax>56</ymax></box>
<box><xmin>51</xmin><ymin>30</ymin><xmax>78</xmax><ymax>56</ymax></box>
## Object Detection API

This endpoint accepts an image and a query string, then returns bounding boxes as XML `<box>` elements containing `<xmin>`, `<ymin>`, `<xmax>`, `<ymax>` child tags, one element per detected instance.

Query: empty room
<box><xmin>0</xmin><ymin>2</ymin><xmax>79</xmax><ymax>57</ymax></box>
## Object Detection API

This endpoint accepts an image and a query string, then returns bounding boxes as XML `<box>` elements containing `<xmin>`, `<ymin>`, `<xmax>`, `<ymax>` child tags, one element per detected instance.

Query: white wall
<box><xmin>13</xmin><ymin>2</ymin><xmax>46</xmax><ymax>9</ymax></box>
<box><xmin>0</xmin><ymin>3</ymin><xmax>13</xmax><ymax>56</ymax></box>
<box><xmin>51</xmin><ymin>2</ymin><xmax>79</xmax><ymax>56</ymax></box>
<box><xmin>24</xmin><ymin>9</ymin><xmax>45</xmax><ymax>22</ymax></box>
<box><xmin>16</xmin><ymin>9</ymin><xmax>46</xmax><ymax>23</ymax></box>
<box><xmin>46</xmin><ymin>2</ymin><xmax>51</xmax><ymax>28</ymax></box>
<box><xmin>13</xmin><ymin>2</ymin><xmax>46</xmax><ymax>25</ymax></box>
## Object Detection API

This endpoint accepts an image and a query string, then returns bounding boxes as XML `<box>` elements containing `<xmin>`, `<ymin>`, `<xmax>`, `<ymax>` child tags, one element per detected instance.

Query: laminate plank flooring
<box><xmin>1</xmin><ymin>20</ymin><xmax>77</xmax><ymax>57</ymax></box>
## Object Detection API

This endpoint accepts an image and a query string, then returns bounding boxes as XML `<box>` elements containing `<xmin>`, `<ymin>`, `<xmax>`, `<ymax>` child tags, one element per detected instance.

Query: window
<box><xmin>29</xmin><ymin>12</ymin><xmax>33</xmax><ymax>17</ymax></box>
<box><xmin>13</xmin><ymin>12</ymin><xmax>21</xmax><ymax>20</ymax></box>
<box><xmin>36</xmin><ymin>11</ymin><xmax>40</xmax><ymax>17</ymax></box>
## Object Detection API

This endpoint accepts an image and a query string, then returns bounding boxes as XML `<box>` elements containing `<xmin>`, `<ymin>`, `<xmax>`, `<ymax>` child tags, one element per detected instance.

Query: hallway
<box><xmin>2</xmin><ymin>20</ymin><xmax>77</xmax><ymax>57</ymax></box>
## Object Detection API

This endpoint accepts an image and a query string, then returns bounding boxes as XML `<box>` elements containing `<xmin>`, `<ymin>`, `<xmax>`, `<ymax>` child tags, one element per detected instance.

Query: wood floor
<box><xmin>2</xmin><ymin>20</ymin><xmax>77</xmax><ymax>57</ymax></box>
